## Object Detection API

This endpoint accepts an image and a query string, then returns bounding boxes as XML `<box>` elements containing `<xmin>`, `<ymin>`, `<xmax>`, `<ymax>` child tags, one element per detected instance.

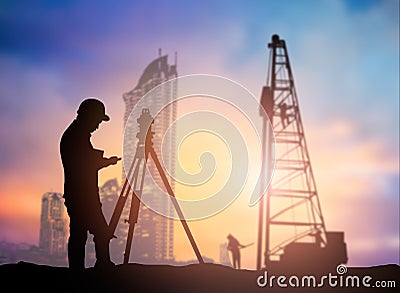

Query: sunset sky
<box><xmin>0</xmin><ymin>0</ymin><xmax>398</xmax><ymax>269</ymax></box>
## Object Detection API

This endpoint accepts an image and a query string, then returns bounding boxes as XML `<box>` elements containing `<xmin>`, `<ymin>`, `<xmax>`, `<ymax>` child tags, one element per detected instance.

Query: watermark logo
<box><xmin>123</xmin><ymin>74</ymin><xmax>275</xmax><ymax>220</ymax></box>
<box><xmin>257</xmin><ymin>264</ymin><xmax>396</xmax><ymax>288</ymax></box>
<box><xmin>336</xmin><ymin>264</ymin><xmax>347</xmax><ymax>275</ymax></box>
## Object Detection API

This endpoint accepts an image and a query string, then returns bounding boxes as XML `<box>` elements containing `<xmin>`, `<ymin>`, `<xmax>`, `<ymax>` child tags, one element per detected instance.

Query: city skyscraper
<box><xmin>121</xmin><ymin>50</ymin><xmax>177</xmax><ymax>264</ymax></box>
<box><xmin>39</xmin><ymin>192</ymin><xmax>68</xmax><ymax>258</ymax></box>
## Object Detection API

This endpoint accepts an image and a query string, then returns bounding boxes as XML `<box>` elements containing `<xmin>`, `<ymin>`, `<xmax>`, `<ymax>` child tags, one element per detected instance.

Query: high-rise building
<box><xmin>39</xmin><ymin>192</ymin><xmax>68</xmax><ymax>258</ymax></box>
<box><xmin>121</xmin><ymin>51</ymin><xmax>177</xmax><ymax>264</ymax></box>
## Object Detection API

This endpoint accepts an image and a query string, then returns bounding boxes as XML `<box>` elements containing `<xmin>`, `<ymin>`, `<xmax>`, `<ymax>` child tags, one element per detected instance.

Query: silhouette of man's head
<box><xmin>77</xmin><ymin>98</ymin><xmax>110</xmax><ymax>132</ymax></box>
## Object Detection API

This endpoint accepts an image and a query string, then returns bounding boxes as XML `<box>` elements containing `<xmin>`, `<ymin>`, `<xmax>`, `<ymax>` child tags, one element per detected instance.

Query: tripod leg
<box><xmin>123</xmin><ymin>156</ymin><xmax>146</xmax><ymax>264</ymax></box>
<box><xmin>150</xmin><ymin>149</ymin><xmax>204</xmax><ymax>264</ymax></box>
<box><xmin>109</xmin><ymin>157</ymin><xmax>137</xmax><ymax>236</ymax></box>
<box><xmin>123</xmin><ymin>192</ymin><xmax>141</xmax><ymax>264</ymax></box>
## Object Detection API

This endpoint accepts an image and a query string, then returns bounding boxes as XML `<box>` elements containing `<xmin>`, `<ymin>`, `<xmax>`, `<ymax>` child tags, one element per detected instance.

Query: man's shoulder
<box><xmin>61</xmin><ymin>120</ymin><xmax>88</xmax><ymax>141</ymax></box>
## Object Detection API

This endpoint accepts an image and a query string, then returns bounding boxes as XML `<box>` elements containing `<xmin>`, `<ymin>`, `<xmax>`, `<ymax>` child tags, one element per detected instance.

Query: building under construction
<box><xmin>257</xmin><ymin>35</ymin><xmax>348</xmax><ymax>272</ymax></box>
<box><xmin>121</xmin><ymin>51</ymin><xmax>178</xmax><ymax>264</ymax></box>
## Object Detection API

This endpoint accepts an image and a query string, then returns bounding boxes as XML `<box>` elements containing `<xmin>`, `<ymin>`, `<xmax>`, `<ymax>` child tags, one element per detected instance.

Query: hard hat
<box><xmin>77</xmin><ymin>98</ymin><xmax>110</xmax><ymax>122</ymax></box>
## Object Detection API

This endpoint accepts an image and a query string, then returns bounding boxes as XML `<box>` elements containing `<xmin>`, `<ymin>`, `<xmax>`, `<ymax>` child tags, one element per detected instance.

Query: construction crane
<box><xmin>257</xmin><ymin>34</ymin><xmax>348</xmax><ymax>271</ymax></box>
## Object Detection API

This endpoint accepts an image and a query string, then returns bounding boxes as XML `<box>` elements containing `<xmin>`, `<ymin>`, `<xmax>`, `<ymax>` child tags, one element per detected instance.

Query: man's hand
<box><xmin>107</xmin><ymin>156</ymin><xmax>121</xmax><ymax>166</ymax></box>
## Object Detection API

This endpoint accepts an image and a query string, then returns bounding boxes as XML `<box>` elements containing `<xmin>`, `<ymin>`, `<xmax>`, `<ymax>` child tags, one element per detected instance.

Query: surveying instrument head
<box><xmin>135</xmin><ymin>108</ymin><xmax>155</xmax><ymax>157</ymax></box>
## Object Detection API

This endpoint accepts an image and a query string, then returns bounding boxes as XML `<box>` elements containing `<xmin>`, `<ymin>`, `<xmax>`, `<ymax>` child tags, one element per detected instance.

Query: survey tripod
<box><xmin>108</xmin><ymin>108</ymin><xmax>204</xmax><ymax>265</ymax></box>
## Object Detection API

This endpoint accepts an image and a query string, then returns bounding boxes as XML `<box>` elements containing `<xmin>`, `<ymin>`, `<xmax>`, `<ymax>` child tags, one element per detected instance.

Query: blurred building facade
<box><xmin>0</xmin><ymin>192</ymin><xmax>68</xmax><ymax>266</ymax></box>
<box><xmin>121</xmin><ymin>51</ymin><xmax>178</xmax><ymax>264</ymax></box>
<box><xmin>39</xmin><ymin>192</ymin><xmax>68</xmax><ymax>258</ymax></box>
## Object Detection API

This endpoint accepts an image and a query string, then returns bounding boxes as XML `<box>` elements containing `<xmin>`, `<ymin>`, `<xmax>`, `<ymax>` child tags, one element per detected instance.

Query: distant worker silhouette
<box><xmin>227</xmin><ymin>234</ymin><xmax>246</xmax><ymax>269</ymax></box>
<box><xmin>60</xmin><ymin>98</ymin><xmax>120</xmax><ymax>271</ymax></box>
<box><xmin>279</xmin><ymin>102</ymin><xmax>296</xmax><ymax>128</ymax></box>
<box><xmin>279</xmin><ymin>103</ymin><xmax>289</xmax><ymax>128</ymax></box>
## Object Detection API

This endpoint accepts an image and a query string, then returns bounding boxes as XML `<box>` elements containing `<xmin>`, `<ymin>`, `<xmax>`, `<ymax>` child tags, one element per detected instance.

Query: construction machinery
<box><xmin>257</xmin><ymin>34</ymin><xmax>348</xmax><ymax>272</ymax></box>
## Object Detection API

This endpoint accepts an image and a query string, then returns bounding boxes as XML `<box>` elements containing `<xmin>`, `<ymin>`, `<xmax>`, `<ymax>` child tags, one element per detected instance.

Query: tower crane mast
<box><xmin>257</xmin><ymin>34</ymin><xmax>347</xmax><ymax>271</ymax></box>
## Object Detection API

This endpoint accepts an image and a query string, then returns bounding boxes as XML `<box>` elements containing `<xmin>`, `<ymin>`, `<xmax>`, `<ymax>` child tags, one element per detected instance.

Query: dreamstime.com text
<box><xmin>257</xmin><ymin>265</ymin><xmax>396</xmax><ymax>289</ymax></box>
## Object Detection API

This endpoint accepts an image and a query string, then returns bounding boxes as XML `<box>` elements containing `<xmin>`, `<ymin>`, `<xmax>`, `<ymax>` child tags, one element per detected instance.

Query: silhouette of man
<box><xmin>60</xmin><ymin>98</ymin><xmax>120</xmax><ymax>271</ymax></box>
<box><xmin>227</xmin><ymin>234</ymin><xmax>245</xmax><ymax>269</ymax></box>
<box><xmin>279</xmin><ymin>102</ymin><xmax>289</xmax><ymax>128</ymax></box>
<box><xmin>279</xmin><ymin>102</ymin><xmax>297</xmax><ymax>128</ymax></box>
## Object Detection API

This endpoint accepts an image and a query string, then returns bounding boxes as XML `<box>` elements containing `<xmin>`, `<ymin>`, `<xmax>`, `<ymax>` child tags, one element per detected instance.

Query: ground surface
<box><xmin>0</xmin><ymin>261</ymin><xmax>398</xmax><ymax>292</ymax></box>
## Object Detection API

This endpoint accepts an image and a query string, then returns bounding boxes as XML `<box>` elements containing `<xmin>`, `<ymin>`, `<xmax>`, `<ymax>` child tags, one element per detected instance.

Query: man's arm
<box><xmin>104</xmin><ymin>156</ymin><xmax>121</xmax><ymax>167</ymax></box>
<box><xmin>239</xmin><ymin>241</ymin><xmax>247</xmax><ymax>248</ymax></box>
<box><xmin>93</xmin><ymin>149</ymin><xmax>121</xmax><ymax>169</ymax></box>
